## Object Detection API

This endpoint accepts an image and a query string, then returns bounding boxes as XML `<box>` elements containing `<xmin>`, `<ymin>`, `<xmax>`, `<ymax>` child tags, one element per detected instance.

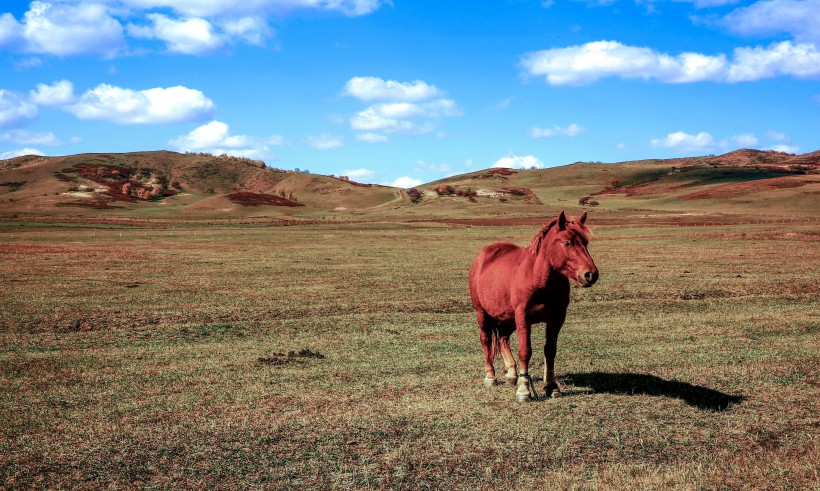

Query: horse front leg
<box><xmin>514</xmin><ymin>310</ymin><xmax>538</xmax><ymax>402</ymax></box>
<box><xmin>543</xmin><ymin>316</ymin><xmax>565</xmax><ymax>398</ymax></box>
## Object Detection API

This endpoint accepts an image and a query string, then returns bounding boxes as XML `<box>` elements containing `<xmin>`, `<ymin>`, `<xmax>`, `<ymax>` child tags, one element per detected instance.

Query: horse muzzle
<box><xmin>578</xmin><ymin>269</ymin><xmax>599</xmax><ymax>288</ymax></box>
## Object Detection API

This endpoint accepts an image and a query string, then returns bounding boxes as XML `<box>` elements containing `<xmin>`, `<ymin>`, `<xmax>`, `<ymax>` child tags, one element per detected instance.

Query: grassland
<box><xmin>1</xmin><ymin>217</ymin><xmax>818</xmax><ymax>489</ymax></box>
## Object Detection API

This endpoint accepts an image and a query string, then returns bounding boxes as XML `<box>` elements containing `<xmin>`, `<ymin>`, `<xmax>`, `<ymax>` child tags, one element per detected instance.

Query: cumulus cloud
<box><xmin>117</xmin><ymin>0</ymin><xmax>385</xmax><ymax>18</ymax></box>
<box><xmin>127</xmin><ymin>14</ymin><xmax>223</xmax><ymax>55</ymax></box>
<box><xmin>769</xmin><ymin>144</ymin><xmax>799</xmax><ymax>153</ymax></box>
<box><xmin>0</xmin><ymin>129</ymin><xmax>62</xmax><ymax>146</ymax></box>
<box><xmin>65</xmin><ymin>84</ymin><xmax>214</xmax><ymax>124</ymax></box>
<box><xmin>307</xmin><ymin>134</ymin><xmax>343</xmax><ymax>149</ymax></box>
<box><xmin>391</xmin><ymin>176</ymin><xmax>423</xmax><ymax>188</ymax></box>
<box><xmin>651</xmin><ymin>131</ymin><xmax>715</xmax><ymax>151</ymax></box>
<box><xmin>0</xmin><ymin>1</ymin><xmax>382</xmax><ymax>58</ymax></box>
<box><xmin>342</xmin><ymin>168</ymin><xmax>375</xmax><ymax>180</ymax></box>
<box><xmin>521</xmin><ymin>40</ymin><xmax>820</xmax><ymax>85</ymax></box>
<box><xmin>0</xmin><ymin>147</ymin><xmax>45</xmax><ymax>159</ymax></box>
<box><xmin>170</xmin><ymin>120</ymin><xmax>284</xmax><ymax>159</ymax></box>
<box><xmin>530</xmin><ymin>123</ymin><xmax>584</xmax><ymax>138</ymax></box>
<box><xmin>344</xmin><ymin>76</ymin><xmax>461</xmax><ymax>136</ymax></box>
<box><xmin>126</xmin><ymin>14</ymin><xmax>272</xmax><ymax>55</ymax></box>
<box><xmin>29</xmin><ymin>80</ymin><xmax>75</xmax><ymax>106</ymax></box>
<box><xmin>0</xmin><ymin>90</ymin><xmax>37</xmax><ymax>128</ymax></box>
<box><xmin>0</xmin><ymin>2</ymin><xmax>126</xmax><ymax>57</ymax></box>
<box><xmin>350</xmin><ymin>99</ymin><xmax>461</xmax><ymax>134</ymax></box>
<box><xmin>343</xmin><ymin>77</ymin><xmax>442</xmax><ymax>102</ymax></box>
<box><xmin>722</xmin><ymin>0</ymin><xmax>820</xmax><ymax>44</ymax></box>
<box><xmin>492</xmin><ymin>155</ymin><xmax>545</xmax><ymax>169</ymax></box>
<box><xmin>355</xmin><ymin>132</ymin><xmax>388</xmax><ymax>143</ymax></box>
<box><xmin>731</xmin><ymin>133</ymin><xmax>759</xmax><ymax>147</ymax></box>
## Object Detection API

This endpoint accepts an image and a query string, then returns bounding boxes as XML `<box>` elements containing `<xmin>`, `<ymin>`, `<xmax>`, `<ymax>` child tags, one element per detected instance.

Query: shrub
<box><xmin>407</xmin><ymin>188</ymin><xmax>423</xmax><ymax>203</ymax></box>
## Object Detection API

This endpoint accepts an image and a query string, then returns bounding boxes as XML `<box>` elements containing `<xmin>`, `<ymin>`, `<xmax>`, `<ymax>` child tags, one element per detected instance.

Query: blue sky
<box><xmin>1</xmin><ymin>0</ymin><xmax>818</xmax><ymax>187</ymax></box>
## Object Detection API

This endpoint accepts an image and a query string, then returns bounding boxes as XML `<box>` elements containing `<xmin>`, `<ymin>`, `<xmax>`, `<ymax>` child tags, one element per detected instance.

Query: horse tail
<box><xmin>490</xmin><ymin>327</ymin><xmax>500</xmax><ymax>362</ymax></box>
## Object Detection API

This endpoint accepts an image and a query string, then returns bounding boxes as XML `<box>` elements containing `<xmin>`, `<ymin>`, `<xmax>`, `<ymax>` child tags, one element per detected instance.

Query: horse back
<box><xmin>469</xmin><ymin>242</ymin><xmax>529</xmax><ymax>319</ymax></box>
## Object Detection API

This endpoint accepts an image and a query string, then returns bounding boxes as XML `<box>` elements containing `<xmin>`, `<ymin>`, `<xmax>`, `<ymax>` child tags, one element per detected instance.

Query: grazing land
<box><xmin>1</xmin><ymin>216</ymin><xmax>818</xmax><ymax>489</ymax></box>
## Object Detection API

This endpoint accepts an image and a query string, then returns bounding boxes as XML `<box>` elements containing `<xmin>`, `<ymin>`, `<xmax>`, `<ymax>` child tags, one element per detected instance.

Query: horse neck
<box><xmin>531</xmin><ymin>228</ymin><xmax>561</xmax><ymax>288</ymax></box>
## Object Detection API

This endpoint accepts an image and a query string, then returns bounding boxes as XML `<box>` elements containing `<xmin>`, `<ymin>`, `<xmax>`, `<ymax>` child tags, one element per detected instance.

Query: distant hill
<box><xmin>0</xmin><ymin>151</ymin><xmax>399</xmax><ymax>218</ymax></box>
<box><xmin>413</xmin><ymin>149</ymin><xmax>819</xmax><ymax>218</ymax></box>
<box><xmin>0</xmin><ymin>149</ymin><xmax>817</xmax><ymax>220</ymax></box>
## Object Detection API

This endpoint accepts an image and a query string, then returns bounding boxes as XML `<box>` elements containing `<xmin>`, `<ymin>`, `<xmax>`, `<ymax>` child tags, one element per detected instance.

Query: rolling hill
<box><xmin>1</xmin><ymin>149</ymin><xmax>818</xmax><ymax>222</ymax></box>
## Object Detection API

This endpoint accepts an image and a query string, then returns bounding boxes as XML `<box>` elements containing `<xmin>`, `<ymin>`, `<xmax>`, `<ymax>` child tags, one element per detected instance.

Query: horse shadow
<box><xmin>561</xmin><ymin>372</ymin><xmax>745</xmax><ymax>412</ymax></box>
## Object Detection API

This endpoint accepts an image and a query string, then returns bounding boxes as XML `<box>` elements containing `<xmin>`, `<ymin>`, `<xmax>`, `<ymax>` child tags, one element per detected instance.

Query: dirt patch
<box><xmin>480</xmin><ymin>168</ymin><xmax>517</xmax><ymax>178</ymax></box>
<box><xmin>680</xmin><ymin>177</ymin><xmax>816</xmax><ymax>200</ymax></box>
<box><xmin>227</xmin><ymin>192</ymin><xmax>305</xmax><ymax>207</ymax></box>
<box><xmin>257</xmin><ymin>348</ymin><xmax>325</xmax><ymax>365</ymax></box>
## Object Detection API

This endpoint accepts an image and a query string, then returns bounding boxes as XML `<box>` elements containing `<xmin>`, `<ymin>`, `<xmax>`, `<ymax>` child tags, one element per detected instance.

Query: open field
<box><xmin>1</xmin><ymin>217</ymin><xmax>818</xmax><ymax>489</ymax></box>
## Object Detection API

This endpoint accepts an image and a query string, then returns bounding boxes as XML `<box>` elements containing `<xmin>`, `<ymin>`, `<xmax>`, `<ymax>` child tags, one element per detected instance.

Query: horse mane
<box><xmin>528</xmin><ymin>217</ymin><xmax>591</xmax><ymax>255</ymax></box>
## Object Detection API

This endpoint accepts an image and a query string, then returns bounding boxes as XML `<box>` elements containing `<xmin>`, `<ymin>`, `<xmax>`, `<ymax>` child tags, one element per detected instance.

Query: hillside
<box><xmin>0</xmin><ymin>149</ymin><xmax>818</xmax><ymax>221</ymax></box>
<box><xmin>411</xmin><ymin>149</ymin><xmax>819</xmax><ymax>219</ymax></box>
<box><xmin>0</xmin><ymin>151</ymin><xmax>399</xmax><ymax>218</ymax></box>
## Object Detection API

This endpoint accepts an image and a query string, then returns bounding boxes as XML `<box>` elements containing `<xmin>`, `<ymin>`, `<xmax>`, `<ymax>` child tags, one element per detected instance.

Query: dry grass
<box><xmin>1</xmin><ymin>219</ymin><xmax>818</xmax><ymax>489</ymax></box>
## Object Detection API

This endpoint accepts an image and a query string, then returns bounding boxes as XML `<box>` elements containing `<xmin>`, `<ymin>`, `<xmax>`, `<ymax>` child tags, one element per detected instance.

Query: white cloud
<box><xmin>651</xmin><ymin>131</ymin><xmax>715</xmax><ymax>151</ymax></box>
<box><xmin>29</xmin><ymin>80</ymin><xmax>75</xmax><ymax>106</ymax></box>
<box><xmin>414</xmin><ymin>160</ymin><xmax>454</xmax><ymax>174</ymax></box>
<box><xmin>221</xmin><ymin>16</ymin><xmax>272</xmax><ymax>45</ymax></box>
<box><xmin>731</xmin><ymin>133</ymin><xmax>759</xmax><ymax>147</ymax></box>
<box><xmin>521</xmin><ymin>40</ymin><xmax>820</xmax><ymax>85</ymax></box>
<box><xmin>10</xmin><ymin>1</ymin><xmax>126</xmax><ymax>57</ymax></box>
<box><xmin>769</xmin><ymin>144</ymin><xmax>799</xmax><ymax>153</ymax></box>
<box><xmin>722</xmin><ymin>0</ymin><xmax>820</xmax><ymax>44</ymax></box>
<box><xmin>170</xmin><ymin>120</ymin><xmax>284</xmax><ymax>160</ymax></box>
<box><xmin>0</xmin><ymin>129</ymin><xmax>61</xmax><ymax>146</ymax></box>
<box><xmin>342</xmin><ymin>168</ymin><xmax>375</xmax><ymax>180</ymax></box>
<box><xmin>65</xmin><ymin>84</ymin><xmax>214</xmax><ymax>124</ymax></box>
<box><xmin>307</xmin><ymin>134</ymin><xmax>343</xmax><ymax>149</ymax></box>
<box><xmin>492</xmin><ymin>155</ymin><xmax>545</xmax><ymax>169</ymax></box>
<box><xmin>117</xmin><ymin>0</ymin><xmax>385</xmax><ymax>18</ymax></box>
<box><xmin>0</xmin><ymin>147</ymin><xmax>45</xmax><ymax>159</ymax></box>
<box><xmin>343</xmin><ymin>76</ymin><xmax>442</xmax><ymax>102</ymax></box>
<box><xmin>128</xmin><ymin>14</ymin><xmax>223</xmax><ymax>55</ymax></box>
<box><xmin>766</xmin><ymin>130</ymin><xmax>788</xmax><ymax>141</ymax></box>
<box><xmin>350</xmin><ymin>99</ymin><xmax>460</xmax><ymax>134</ymax></box>
<box><xmin>13</xmin><ymin>57</ymin><xmax>43</xmax><ymax>71</ymax></box>
<box><xmin>0</xmin><ymin>90</ymin><xmax>37</xmax><ymax>128</ymax></box>
<box><xmin>355</xmin><ymin>132</ymin><xmax>388</xmax><ymax>143</ymax></box>
<box><xmin>343</xmin><ymin>77</ymin><xmax>461</xmax><ymax>136</ymax></box>
<box><xmin>126</xmin><ymin>14</ymin><xmax>272</xmax><ymax>55</ymax></box>
<box><xmin>0</xmin><ymin>1</ymin><xmax>381</xmax><ymax>58</ymax></box>
<box><xmin>391</xmin><ymin>176</ymin><xmax>423</xmax><ymax>188</ymax></box>
<box><xmin>530</xmin><ymin>123</ymin><xmax>585</xmax><ymax>138</ymax></box>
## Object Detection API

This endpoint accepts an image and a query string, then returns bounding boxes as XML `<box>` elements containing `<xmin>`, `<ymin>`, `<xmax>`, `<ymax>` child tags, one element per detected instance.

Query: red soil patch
<box><xmin>59</xmin><ymin>163</ymin><xmax>177</xmax><ymax>203</ymax></box>
<box><xmin>480</xmin><ymin>168</ymin><xmax>517</xmax><ymax>179</ymax></box>
<box><xmin>55</xmin><ymin>199</ymin><xmax>125</xmax><ymax>210</ymax></box>
<box><xmin>681</xmin><ymin>177</ymin><xmax>816</xmax><ymax>200</ymax></box>
<box><xmin>227</xmin><ymin>192</ymin><xmax>305</xmax><ymax>207</ymax></box>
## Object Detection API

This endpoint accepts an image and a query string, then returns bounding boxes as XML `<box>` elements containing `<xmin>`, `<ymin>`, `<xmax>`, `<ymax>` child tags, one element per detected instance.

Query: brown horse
<box><xmin>469</xmin><ymin>211</ymin><xmax>598</xmax><ymax>402</ymax></box>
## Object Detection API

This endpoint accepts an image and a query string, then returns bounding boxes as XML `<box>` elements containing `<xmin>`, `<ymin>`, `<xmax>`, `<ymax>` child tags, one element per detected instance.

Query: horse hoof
<box><xmin>484</xmin><ymin>377</ymin><xmax>496</xmax><ymax>388</ymax></box>
<box><xmin>550</xmin><ymin>391</ymin><xmax>562</xmax><ymax>399</ymax></box>
<box><xmin>504</xmin><ymin>376</ymin><xmax>517</xmax><ymax>386</ymax></box>
<box><xmin>515</xmin><ymin>392</ymin><xmax>533</xmax><ymax>403</ymax></box>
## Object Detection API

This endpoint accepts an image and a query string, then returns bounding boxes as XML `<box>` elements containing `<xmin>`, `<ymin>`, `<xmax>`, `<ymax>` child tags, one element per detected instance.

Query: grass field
<box><xmin>1</xmin><ymin>218</ymin><xmax>818</xmax><ymax>489</ymax></box>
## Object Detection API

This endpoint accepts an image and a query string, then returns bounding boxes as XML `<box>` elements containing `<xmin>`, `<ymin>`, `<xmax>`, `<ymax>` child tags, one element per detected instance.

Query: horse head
<box><xmin>540</xmin><ymin>211</ymin><xmax>599</xmax><ymax>287</ymax></box>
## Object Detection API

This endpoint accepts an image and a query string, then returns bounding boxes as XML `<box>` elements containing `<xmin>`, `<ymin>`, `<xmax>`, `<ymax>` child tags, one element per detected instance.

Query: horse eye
<box><xmin>563</xmin><ymin>241</ymin><xmax>572</xmax><ymax>247</ymax></box>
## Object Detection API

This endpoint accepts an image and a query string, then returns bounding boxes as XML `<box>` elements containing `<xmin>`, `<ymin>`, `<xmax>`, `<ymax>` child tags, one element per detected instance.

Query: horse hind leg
<box><xmin>498</xmin><ymin>334</ymin><xmax>518</xmax><ymax>385</ymax></box>
<box><xmin>476</xmin><ymin>310</ymin><xmax>497</xmax><ymax>387</ymax></box>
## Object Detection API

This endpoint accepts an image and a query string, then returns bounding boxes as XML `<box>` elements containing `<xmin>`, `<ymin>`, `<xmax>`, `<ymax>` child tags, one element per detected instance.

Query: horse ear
<box><xmin>579</xmin><ymin>211</ymin><xmax>587</xmax><ymax>225</ymax></box>
<box><xmin>558</xmin><ymin>211</ymin><xmax>567</xmax><ymax>230</ymax></box>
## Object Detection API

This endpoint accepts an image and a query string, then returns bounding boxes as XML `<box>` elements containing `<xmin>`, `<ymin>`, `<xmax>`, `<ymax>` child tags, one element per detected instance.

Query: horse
<box><xmin>469</xmin><ymin>211</ymin><xmax>599</xmax><ymax>402</ymax></box>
